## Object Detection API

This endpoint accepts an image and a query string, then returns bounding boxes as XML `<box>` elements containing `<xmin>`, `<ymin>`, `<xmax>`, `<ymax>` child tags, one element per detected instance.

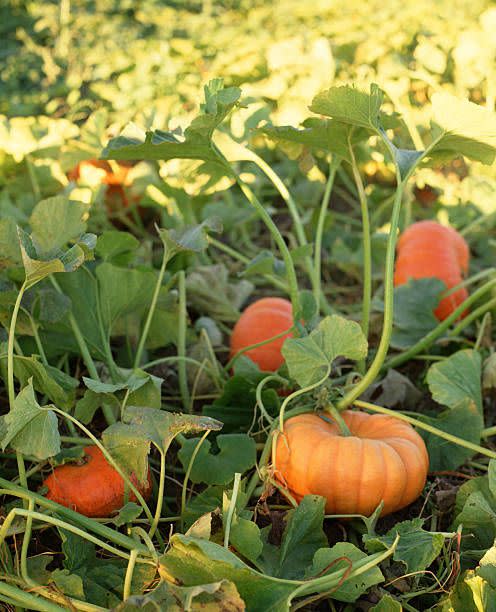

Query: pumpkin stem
<box><xmin>326</xmin><ymin>405</ymin><xmax>353</xmax><ymax>437</ymax></box>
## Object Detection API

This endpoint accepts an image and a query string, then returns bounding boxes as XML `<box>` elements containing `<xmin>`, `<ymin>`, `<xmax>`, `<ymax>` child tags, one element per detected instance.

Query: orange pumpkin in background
<box><xmin>67</xmin><ymin>159</ymin><xmax>140</xmax><ymax>214</ymax></box>
<box><xmin>229</xmin><ymin>297</ymin><xmax>294</xmax><ymax>371</ymax></box>
<box><xmin>274</xmin><ymin>410</ymin><xmax>429</xmax><ymax>517</ymax></box>
<box><xmin>43</xmin><ymin>446</ymin><xmax>152</xmax><ymax>518</ymax></box>
<box><xmin>394</xmin><ymin>220</ymin><xmax>470</xmax><ymax>321</ymax></box>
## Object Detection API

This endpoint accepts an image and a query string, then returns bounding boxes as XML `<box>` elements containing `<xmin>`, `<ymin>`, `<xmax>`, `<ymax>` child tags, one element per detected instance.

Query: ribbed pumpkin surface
<box><xmin>230</xmin><ymin>297</ymin><xmax>294</xmax><ymax>371</ymax></box>
<box><xmin>275</xmin><ymin>411</ymin><xmax>429</xmax><ymax>516</ymax></box>
<box><xmin>394</xmin><ymin>220</ymin><xmax>469</xmax><ymax>321</ymax></box>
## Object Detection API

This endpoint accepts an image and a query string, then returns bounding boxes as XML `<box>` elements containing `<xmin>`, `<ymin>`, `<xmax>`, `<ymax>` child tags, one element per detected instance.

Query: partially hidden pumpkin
<box><xmin>394</xmin><ymin>220</ymin><xmax>470</xmax><ymax>321</ymax></box>
<box><xmin>67</xmin><ymin>159</ymin><xmax>142</xmax><ymax>217</ymax></box>
<box><xmin>43</xmin><ymin>446</ymin><xmax>152</xmax><ymax>518</ymax></box>
<box><xmin>274</xmin><ymin>411</ymin><xmax>429</xmax><ymax>516</ymax></box>
<box><xmin>229</xmin><ymin>297</ymin><xmax>294</xmax><ymax>371</ymax></box>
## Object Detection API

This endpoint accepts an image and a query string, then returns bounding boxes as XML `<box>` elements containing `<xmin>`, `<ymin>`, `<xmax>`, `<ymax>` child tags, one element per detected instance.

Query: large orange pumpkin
<box><xmin>274</xmin><ymin>411</ymin><xmax>429</xmax><ymax>516</ymax></box>
<box><xmin>394</xmin><ymin>221</ymin><xmax>469</xmax><ymax>321</ymax></box>
<box><xmin>43</xmin><ymin>446</ymin><xmax>152</xmax><ymax>518</ymax></box>
<box><xmin>229</xmin><ymin>297</ymin><xmax>294</xmax><ymax>371</ymax></box>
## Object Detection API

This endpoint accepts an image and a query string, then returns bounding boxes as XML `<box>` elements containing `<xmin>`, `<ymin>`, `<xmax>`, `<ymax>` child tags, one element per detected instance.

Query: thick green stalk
<box><xmin>250</xmin><ymin>150</ymin><xmax>335</xmax><ymax>314</ymax></box>
<box><xmin>224</xmin><ymin>472</ymin><xmax>241</xmax><ymax>548</ymax></box>
<box><xmin>134</xmin><ymin>247</ymin><xmax>169</xmax><ymax>368</ymax></box>
<box><xmin>348</xmin><ymin>138</ymin><xmax>372</xmax><ymax>368</ymax></box>
<box><xmin>314</xmin><ymin>158</ymin><xmax>339</xmax><ymax>313</ymax></box>
<box><xmin>148</xmin><ymin>450</ymin><xmax>166</xmax><ymax>540</ymax></box>
<box><xmin>338</xmin><ymin>179</ymin><xmax>405</xmax><ymax>409</ymax></box>
<box><xmin>355</xmin><ymin>400</ymin><xmax>496</xmax><ymax>459</ymax></box>
<box><xmin>8</xmin><ymin>281</ymin><xmax>27</xmax><ymax>409</ymax></box>
<box><xmin>235</xmin><ymin>175</ymin><xmax>301</xmax><ymax>317</ymax></box>
<box><xmin>448</xmin><ymin>297</ymin><xmax>496</xmax><ymax>339</ymax></box>
<box><xmin>7</xmin><ymin>281</ymin><xmax>28</xmax><ymax>494</ymax></box>
<box><xmin>180</xmin><ymin>430</ymin><xmax>210</xmax><ymax>531</ymax></box>
<box><xmin>0</xmin><ymin>582</ymin><xmax>67</xmax><ymax>612</ymax></box>
<box><xmin>326</xmin><ymin>404</ymin><xmax>352</xmax><ymax>436</ymax></box>
<box><xmin>123</xmin><ymin>550</ymin><xmax>139</xmax><ymax>601</ymax></box>
<box><xmin>0</xmin><ymin>480</ymin><xmax>149</xmax><ymax>553</ymax></box>
<box><xmin>177</xmin><ymin>271</ymin><xmax>190</xmax><ymax>412</ymax></box>
<box><xmin>50</xmin><ymin>276</ymin><xmax>115</xmax><ymax>424</ymax></box>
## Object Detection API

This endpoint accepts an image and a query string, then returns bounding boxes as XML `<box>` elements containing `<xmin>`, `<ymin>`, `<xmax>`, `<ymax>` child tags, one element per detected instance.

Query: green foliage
<box><xmin>419</xmin><ymin>350</ymin><xmax>484</xmax><ymax>470</ymax></box>
<box><xmin>178</xmin><ymin>434</ymin><xmax>256</xmax><ymax>485</ymax></box>
<box><xmin>282</xmin><ymin>315</ymin><xmax>368</xmax><ymax>387</ymax></box>
<box><xmin>364</xmin><ymin>518</ymin><xmax>446</xmax><ymax>573</ymax></box>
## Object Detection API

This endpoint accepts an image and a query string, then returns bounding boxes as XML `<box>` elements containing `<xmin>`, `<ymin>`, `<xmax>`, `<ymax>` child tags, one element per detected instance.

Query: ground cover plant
<box><xmin>2</xmin><ymin>1</ymin><xmax>496</xmax><ymax>610</ymax></box>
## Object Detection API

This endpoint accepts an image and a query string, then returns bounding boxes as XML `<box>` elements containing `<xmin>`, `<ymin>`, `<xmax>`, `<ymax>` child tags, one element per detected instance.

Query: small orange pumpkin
<box><xmin>43</xmin><ymin>446</ymin><xmax>152</xmax><ymax>518</ymax></box>
<box><xmin>230</xmin><ymin>297</ymin><xmax>294</xmax><ymax>371</ymax></box>
<box><xmin>274</xmin><ymin>411</ymin><xmax>428</xmax><ymax>516</ymax></box>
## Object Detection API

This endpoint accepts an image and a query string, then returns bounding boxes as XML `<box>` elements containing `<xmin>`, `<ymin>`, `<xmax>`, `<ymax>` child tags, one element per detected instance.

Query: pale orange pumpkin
<box><xmin>274</xmin><ymin>410</ymin><xmax>429</xmax><ymax>516</ymax></box>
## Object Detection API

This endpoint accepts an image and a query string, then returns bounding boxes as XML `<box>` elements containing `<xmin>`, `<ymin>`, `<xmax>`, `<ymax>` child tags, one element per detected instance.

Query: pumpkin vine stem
<box><xmin>348</xmin><ymin>133</ymin><xmax>371</xmax><ymax>375</ymax></box>
<box><xmin>324</xmin><ymin>404</ymin><xmax>352</xmax><ymax>437</ymax></box>
<box><xmin>355</xmin><ymin>399</ymin><xmax>496</xmax><ymax>460</ymax></box>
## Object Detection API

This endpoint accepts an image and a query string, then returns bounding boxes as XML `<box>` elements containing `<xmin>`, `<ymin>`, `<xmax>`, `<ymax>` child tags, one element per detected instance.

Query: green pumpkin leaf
<box><xmin>427</xmin><ymin>93</ymin><xmax>496</xmax><ymax>165</ymax></box>
<box><xmin>1</xmin><ymin>380</ymin><xmax>61</xmax><ymax>460</ymax></box>
<box><xmin>257</xmin><ymin>495</ymin><xmax>328</xmax><ymax>580</ymax></box>
<box><xmin>102</xmin><ymin>79</ymin><xmax>240</xmax><ymax>164</ymax></box>
<box><xmin>426</xmin><ymin>349</ymin><xmax>482</xmax><ymax>412</ymax></box>
<box><xmin>113</xmin><ymin>579</ymin><xmax>244</xmax><ymax>612</ymax></box>
<box><xmin>178</xmin><ymin>434</ymin><xmax>256</xmax><ymax>485</ymax></box>
<box><xmin>364</xmin><ymin>518</ymin><xmax>446</xmax><ymax>573</ymax></box>
<box><xmin>309</xmin><ymin>84</ymin><xmax>387</xmax><ymax>132</ymax></box>
<box><xmin>282</xmin><ymin>315</ymin><xmax>367</xmax><ymax>387</ymax></box>
<box><xmin>307</xmin><ymin>542</ymin><xmax>384</xmax><ymax>602</ymax></box>
<box><xmin>29</xmin><ymin>196</ymin><xmax>89</xmax><ymax>257</ymax></box>
<box><xmin>419</xmin><ymin>349</ymin><xmax>483</xmax><ymax>470</ymax></box>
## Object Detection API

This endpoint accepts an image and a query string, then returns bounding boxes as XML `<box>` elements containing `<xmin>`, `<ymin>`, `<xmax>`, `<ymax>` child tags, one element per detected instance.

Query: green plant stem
<box><xmin>50</xmin><ymin>276</ymin><xmax>117</xmax><ymax>424</ymax></box>
<box><xmin>177</xmin><ymin>270</ymin><xmax>190</xmax><ymax>412</ymax></box>
<box><xmin>250</xmin><ymin>150</ymin><xmax>334</xmax><ymax>314</ymax></box>
<box><xmin>234</xmin><ymin>173</ymin><xmax>300</xmax><ymax>316</ymax></box>
<box><xmin>354</xmin><ymin>400</ymin><xmax>496</xmax><ymax>460</ymax></box>
<box><xmin>123</xmin><ymin>549</ymin><xmax>139</xmax><ymax>601</ymax></box>
<box><xmin>134</xmin><ymin>246</ymin><xmax>169</xmax><ymax>368</ymax></box>
<box><xmin>148</xmin><ymin>450</ymin><xmax>166</xmax><ymax>540</ymax></box>
<box><xmin>338</xmin><ymin>178</ymin><xmax>405</xmax><ymax>409</ymax></box>
<box><xmin>8</xmin><ymin>281</ymin><xmax>28</xmax><ymax>497</ymax></box>
<box><xmin>0</xmin><ymin>481</ymin><xmax>149</xmax><ymax>553</ymax></box>
<box><xmin>20</xmin><ymin>498</ymin><xmax>36</xmax><ymax>584</ymax></box>
<box><xmin>8</xmin><ymin>281</ymin><xmax>26</xmax><ymax>409</ymax></box>
<box><xmin>448</xmin><ymin>297</ymin><xmax>496</xmax><ymax>339</ymax></box>
<box><xmin>224</xmin><ymin>472</ymin><xmax>241</xmax><ymax>548</ymax></box>
<box><xmin>385</xmin><ymin>278</ymin><xmax>496</xmax><ymax>371</ymax></box>
<box><xmin>326</xmin><ymin>404</ymin><xmax>352</xmax><ymax>436</ymax></box>
<box><xmin>314</xmin><ymin>158</ymin><xmax>339</xmax><ymax>313</ymax></box>
<box><xmin>0</xmin><ymin>582</ymin><xmax>67</xmax><ymax>612</ymax></box>
<box><xmin>287</xmin><ymin>535</ymin><xmax>399</xmax><ymax>602</ymax></box>
<box><xmin>225</xmin><ymin>326</ymin><xmax>295</xmax><ymax>372</ymax></box>
<box><xmin>180</xmin><ymin>430</ymin><xmax>210</xmax><ymax>531</ymax></box>
<box><xmin>481</xmin><ymin>426</ymin><xmax>496</xmax><ymax>439</ymax></box>
<box><xmin>349</xmin><ymin>137</ymin><xmax>372</xmax><ymax>370</ymax></box>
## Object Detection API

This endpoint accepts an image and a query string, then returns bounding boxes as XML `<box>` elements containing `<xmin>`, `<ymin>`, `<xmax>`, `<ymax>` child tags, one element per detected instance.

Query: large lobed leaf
<box><xmin>102</xmin><ymin>79</ymin><xmax>240</xmax><ymax>164</ymax></box>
